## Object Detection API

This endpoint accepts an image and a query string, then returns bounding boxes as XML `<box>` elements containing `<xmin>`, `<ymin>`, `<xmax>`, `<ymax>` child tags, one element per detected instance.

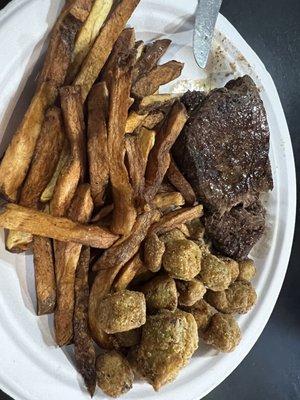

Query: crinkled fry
<box><xmin>87</xmin><ymin>82</ymin><xmax>109</xmax><ymax>207</ymax></box>
<box><xmin>150</xmin><ymin>205</ymin><xmax>203</xmax><ymax>235</ymax></box>
<box><xmin>89</xmin><ymin>210</ymin><xmax>159</xmax><ymax>348</ymax></box>
<box><xmin>74</xmin><ymin>246</ymin><xmax>96</xmax><ymax>397</ymax></box>
<box><xmin>113</xmin><ymin>253</ymin><xmax>144</xmax><ymax>291</ymax></box>
<box><xmin>74</xmin><ymin>0</ymin><xmax>141</xmax><ymax>101</ymax></box>
<box><xmin>0</xmin><ymin>203</ymin><xmax>118</xmax><ymax>248</ymax></box>
<box><xmin>54</xmin><ymin>184</ymin><xmax>94</xmax><ymax>346</ymax></box>
<box><xmin>143</xmin><ymin>101</ymin><xmax>188</xmax><ymax>202</ymax></box>
<box><xmin>132</xmin><ymin>39</ymin><xmax>171</xmax><ymax>83</ymax></box>
<box><xmin>131</xmin><ymin>60</ymin><xmax>184</xmax><ymax>98</ymax></box>
<box><xmin>67</xmin><ymin>0</ymin><xmax>113</xmax><ymax>83</ymax></box>
<box><xmin>166</xmin><ymin>157</ymin><xmax>196</xmax><ymax>205</ymax></box>
<box><xmin>50</xmin><ymin>86</ymin><xmax>85</xmax><ymax>217</ymax></box>
<box><xmin>107</xmin><ymin>54</ymin><xmax>137</xmax><ymax>235</ymax></box>
<box><xmin>33</xmin><ymin>236</ymin><xmax>56</xmax><ymax>315</ymax></box>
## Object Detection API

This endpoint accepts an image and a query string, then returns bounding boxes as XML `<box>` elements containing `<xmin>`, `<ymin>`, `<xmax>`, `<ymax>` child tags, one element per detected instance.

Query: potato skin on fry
<box><xmin>87</xmin><ymin>83</ymin><xmax>109</xmax><ymax>207</ymax></box>
<box><xmin>74</xmin><ymin>247</ymin><xmax>96</xmax><ymax>397</ymax></box>
<box><xmin>96</xmin><ymin>351</ymin><xmax>134</xmax><ymax>397</ymax></box>
<box><xmin>144</xmin><ymin>101</ymin><xmax>188</xmax><ymax>203</ymax></box>
<box><xmin>107</xmin><ymin>54</ymin><xmax>137</xmax><ymax>235</ymax></box>
<box><xmin>166</xmin><ymin>158</ymin><xmax>196</xmax><ymax>205</ymax></box>
<box><xmin>33</xmin><ymin>236</ymin><xmax>56</xmax><ymax>315</ymax></box>
<box><xmin>132</xmin><ymin>61</ymin><xmax>184</xmax><ymax>98</ymax></box>
<box><xmin>113</xmin><ymin>253</ymin><xmax>144</xmax><ymax>291</ymax></box>
<box><xmin>74</xmin><ymin>0</ymin><xmax>141</xmax><ymax>101</ymax></box>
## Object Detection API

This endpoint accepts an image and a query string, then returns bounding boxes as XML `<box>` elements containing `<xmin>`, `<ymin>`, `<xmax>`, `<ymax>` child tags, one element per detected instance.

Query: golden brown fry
<box><xmin>40</xmin><ymin>140</ymin><xmax>69</xmax><ymax>203</ymax></box>
<box><xmin>20</xmin><ymin>107</ymin><xmax>65</xmax><ymax>208</ymax></box>
<box><xmin>54</xmin><ymin>184</ymin><xmax>94</xmax><ymax>346</ymax></box>
<box><xmin>50</xmin><ymin>86</ymin><xmax>85</xmax><ymax>217</ymax></box>
<box><xmin>132</xmin><ymin>39</ymin><xmax>171</xmax><ymax>83</ymax></box>
<box><xmin>125</xmin><ymin>128</ymin><xmax>155</xmax><ymax>198</ymax></box>
<box><xmin>89</xmin><ymin>210</ymin><xmax>159</xmax><ymax>347</ymax></box>
<box><xmin>74</xmin><ymin>0</ymin><xmax>141</xmax><ymax>101</ymax></box>
<box><xmin>113</xmin><ymin>253</ymin><xmax>144</xmax><ymax>291</ymax></box>
<box><xmin>152</xmin><ymin>192</ymin><xmax>185</xmax><ymax>210</ymax></box>
<box><xmin>32</xmin><ymin>236</ymin><xmax>56</xmax><ymax>315</ymax></box>
<box><xmin>143</xmin><ymin>101</ymin><xmax>188</xmax><ymax>202</ymax></box>
<box><xmin>101</xmin><ymin>28</ymin><xmax>136</xmax><ymax>83</ymax></box>
<box><xmin>91</xmin><ymin>204</ymin><xmax>114</xmax><ymax>223</ymax></box>
<box><xmin>107</xmin><ymin>55</ymin><xmax>137</xmax><ymax>235</ymax></box>
<box><xmin>136</xmin><ymin>93</ymin><xmax>178</xmax><ymax>114</ymax></box>
<box><xmin>125</xmin><ymin>111</ymin><xmax>149</xmax><ymax>133</ymax></box>
<box><xmin>142</xmin><ymin>110</ymin><xmax>165</xmax><ymax>129</ymax></box>
<box><xmin>5</xmin><ymin>231</ymin><xmax>33</xmax><ymax>253</ymax></box>
<box><xmin>166</xmin><ymin>157</ymin><xmax>196</xmax><ymax>205</ymax></box>
<box><xmin>131</xmin><ymin>60</ymin><xmax>184</xmax><ymax>98</ymax></box>
<box><xmin>38</xmin><ymin>0</ymin><xmax>92</xmax><ymax>87</ymax></box>
<box><xmin>0</xmin><ymin>83</ymin><xmax>57</xmax><ymax>202</ymax></box>
<box><xmin>74</xmin><ymin>246</ymin><xmax>96</xmax><ymax>397</ymax></box>
<box><xmin>150</xmin><ymin>205</ymin><xmax>203</xmax><ymax>235</ymax></box>
<box><xmin>0</xmin><ymin>203</ymin><xmax>118</xmax><ymax>248</ymax></box>
<box><xmin>67</xmin><ymin>0</ymin><xmax>114</xmax><ymax>83</ymax></box>
<box><xmin>87</xmin><ymin>83</ymin><xmax>109</xmax><ymax>207</ymax></box>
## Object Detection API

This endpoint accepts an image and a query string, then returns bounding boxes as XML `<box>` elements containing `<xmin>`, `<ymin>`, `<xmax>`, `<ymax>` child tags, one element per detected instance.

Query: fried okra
<box><xmin>96</xmin><ymin>351</ymin><xmax>134</xmax><ymax>397</ymax></box>
<box><xmin>144</xmin><ymin>233</ymin><xmax>165</xmax><ymax>272</ymax></box>
<box><xmin>219</xmin><ymin>256</ymin><xmax>239</xmax><ymax>283</ymax></box>
<box><xmin>181</xmin><ymin>299</ymin><xmax>215</xmax><ymax>331</ymax></box>
<box><xmin>206</xmin><ymin>281</ymin><xmax>257</xmax><ymax>314</ymax></box>
<box><xmin>162</xmin><ymin>239</ymin><xmax>202</xmax><ymax>280</ymax></box>
<box><xmin>202</xmin><ymin>313</ymin><xmax>241</xmax><ymax>352</ymax></box>
<box><xmin>185</xmin><ymin>218</ymin><xmax>205</xmax><ymax>240</ymax></box>
<box><xmin>140</xmin><ymin>275</ymin><xmax>178</xmax><ymax>313</ymax></box>
<box><xmin>199</xmin><ymin>253</ymin><xmax>232</xmax><ymax>291</ymax></box>
<box><xmin>113</xmin><ymin>328</ymin><xmax>141</xmax><ymax>348</ymax></box>
<box><xmin>97</xmin><ymin>290</ymin><xmax>146</xmax><ymax>334</ymax></box>
<box><xmin>176</xmin><ymin>279</ymin><xmax>206</xmax><ymax>306</ymax></box>
<box><xmin>160</xmin><ymin>228</ymin><xmax>186</xmax><ymax>243</ymax></box>
<box><xmin>134</xmin><ymin>310</ymin><xmax>198</xmax><ymax>390</ymax></box>
<box><xmin>238</xmin><ymin>258</ymin><xmax>256</xmax><ymax>282</ymax></box>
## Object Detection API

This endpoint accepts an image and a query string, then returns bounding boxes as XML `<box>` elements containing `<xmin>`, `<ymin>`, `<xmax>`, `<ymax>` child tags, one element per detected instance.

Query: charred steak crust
<box><xmin>173</xmin><ymin>75</ymin><xmax>273</xmax><ymax>214</ymax></box>
<box><xmin>181</xmin><ymin>90</ymin><xmax>206</xmax><ymax>116</ymax></box>
<box><xmin>205</xmin><ymin>201</ymin><xmax>266</xmax><ymax>260</ymax></box>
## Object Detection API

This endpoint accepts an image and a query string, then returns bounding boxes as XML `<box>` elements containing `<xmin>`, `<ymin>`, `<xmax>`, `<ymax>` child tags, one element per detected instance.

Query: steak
<box><xmin>173</xmin><ymin>75</ymin><xmax>273</xmax><ymax>214</ymax></box>
<box><xmin>205</xmin><ymin>201</ymin><xmax>266</xmax><ymax>260</ymax></box>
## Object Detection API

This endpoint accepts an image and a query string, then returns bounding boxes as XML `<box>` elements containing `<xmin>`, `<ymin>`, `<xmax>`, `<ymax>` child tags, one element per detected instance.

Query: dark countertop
<box><xmin>0</xmin><ymin>0</ymin><xmax>299</xmax><ymax>399</ymax></box>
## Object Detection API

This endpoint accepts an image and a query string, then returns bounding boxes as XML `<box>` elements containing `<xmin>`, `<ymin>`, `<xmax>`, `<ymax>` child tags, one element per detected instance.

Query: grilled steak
<box><xmin>173</xmin><ymin>75</ymin><xmax>273</xmax><ymax>214</ymax></box>
<box><xmin>181</xmin><ymin>90</ymin><xmax>206</xmax><ymax>115</ymax></box>
<box><xmin>205</xmin><ymin>201</ymin><xmax>266</xmax><ymax>260</ymax></box>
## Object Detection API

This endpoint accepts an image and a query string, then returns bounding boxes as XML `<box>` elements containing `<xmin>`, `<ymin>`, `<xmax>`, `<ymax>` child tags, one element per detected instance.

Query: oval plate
<box><xmin>0</xmin><ymin>1</ymin><xmax>296</xmax><ymax>399</ymax></box>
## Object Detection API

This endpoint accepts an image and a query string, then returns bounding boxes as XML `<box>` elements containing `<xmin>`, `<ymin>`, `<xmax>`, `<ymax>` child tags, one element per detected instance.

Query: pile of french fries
<box><xmin>0</xmin><ymin>0</ymin><xmax>202</xmax><ymax>395</ymax></box>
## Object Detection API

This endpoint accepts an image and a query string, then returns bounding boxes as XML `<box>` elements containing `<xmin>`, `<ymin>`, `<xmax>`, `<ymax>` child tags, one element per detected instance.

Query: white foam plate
<box><xmin>0</xmin><ymin>1</ymin><xmax>296</xmax><ymax>399</ymax></box>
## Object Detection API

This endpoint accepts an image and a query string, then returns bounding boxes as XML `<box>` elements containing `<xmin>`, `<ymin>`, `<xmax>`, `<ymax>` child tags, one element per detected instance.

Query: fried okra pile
<box><xmin>93</xmin><ymin>218</ymin><xmax>257</xmax><ymax>397</ymax></box>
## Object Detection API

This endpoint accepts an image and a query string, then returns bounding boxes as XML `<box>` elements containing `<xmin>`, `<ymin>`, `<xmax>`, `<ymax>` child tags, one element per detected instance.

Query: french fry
<box><xmin>125</xmin><ymin>111</ymin><xmax>149</xmax><ymax>134</ymax></box>
<box><xmin>74</xmin><ymin>0</ymin><xmax>141</xmax><ymax>101</ymax></box>
<box><xmin>125</xmin><ymin>127</ymin><xmax>155</xmax><ymax>198</ymax></box>
<box><xmin>143</xmin><ymin>101</ymin><xmax>188</xmax><ymax>202</ymax></box>
<box><xmin>166</xmin><ymin>157</ymin><xmax>196</xmax><ymax>205</ymax></box>
<box><xmin>91</xmin><ymin>204</ymin><xmax>114</xmax><ymax>223</ymax></box>
<box><xmin>101</xmin><ymin>28</ymin><xmax>136</xmax><ymax>83</ymax></box>
<box><xmin>50</xmin><ymin>86</ymin><xmax>85</xmax><ymax>217</ymax></box>
<box><xmin>33</xmin><ymin>236</ymin><xmax>56</xmax><ymax>315</ymax></box>
<box><xmin>0</xmin><ymin>1</ymin><xmax>90</xmax><ymax>202</ymax></box>
<box><xmin>142</xmin><ymin>110</ymin><xmax>165</xmax><ymax>129</ymax></box>
<box><xmin>5</xmin><ymin>231</ymin><xmax>33</xmax><ymax>253</ymax></box>
<box><xmin>74</xmin><ymin>246</ymin><xmax>96</xmax><ymax>397</ymax></box>
<box><xmin>54</xmin><ymin>184</ymin><xmax>94</xmax><ymax>346</ymax></box>
<box><xmin>67</xmin><ymin>0</ymin><xmax>114</xmax><ymax>83</ymax></box>
<box><xmin>0</xmin><ymin>83</ymin><xmax>57</xmax><ymax>202</ymax></box>
<box><xmin>0</xmin><ymin>203</ymin><xmax>118</xmax><ymax>248</ymax></box>
<box><xmin>89</xmin><ymin>210</ymin><xmax>159</xmax><ymax>347</ymax></box>
<box><xmin>150</xmin><ymin>205</ymin><xmax>203</xmax><ymax>235</ymax></box>
<box><xmin>152</xmin><ymin>192</ymin><xmax>185</xmax><ymax>210</ymax></box>
<box><xmin>131</xmin><ymin>60</ymin><xmax>184</xmax><ymax>98</ymax></box>
<box><xmin>136</xmin><ymin>93</ymin><xmax>179</xmax><ymax>114</ymax></box>
<box><xmin>40</xmin><ymin>140</ymin><xmax>69</xmax><ymax>203</ymax></box>
<box><xmin>113</xmin><ymin>253</ymin><xmax>144</xmax><ymax>291</ymax></box>
<box><xmin>132</xmin><ymin>39</ymin><xmax>171</xmax><ymax>82</ymax></box>
<box><xmin>107</xmin><ymin>54</ymin><xmax>137</xmax><ymax>235</ymax></box>
<box><xmin>87</xmin><ymin>83</ymin><xmax>109</xmax><ymax>207</ymax></box>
